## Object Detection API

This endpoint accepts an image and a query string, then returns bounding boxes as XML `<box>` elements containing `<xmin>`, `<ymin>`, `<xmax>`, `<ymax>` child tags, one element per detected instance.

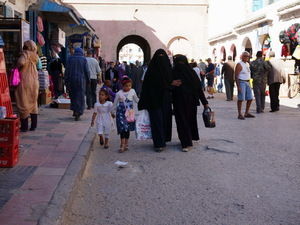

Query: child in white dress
<box><xmin>91</xmin><ymin>89</ymin><xmax>114</xmax><ymax>148</ymax></box>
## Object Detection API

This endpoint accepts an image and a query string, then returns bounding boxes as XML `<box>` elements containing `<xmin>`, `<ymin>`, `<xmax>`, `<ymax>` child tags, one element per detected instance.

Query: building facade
<box><xmin>208</xmin><ymin>0</ymin><xmax>299</xmax><ymax>62</ymax></box>
<box><xmin>62</xmin><ymin>0</ymin><xmax>210</xmax><ymax>63</ymax></box>
<box><xmin>207</xmin><ymin>0</ymin><xmax>299</xmax><ymax>96</ymax></box>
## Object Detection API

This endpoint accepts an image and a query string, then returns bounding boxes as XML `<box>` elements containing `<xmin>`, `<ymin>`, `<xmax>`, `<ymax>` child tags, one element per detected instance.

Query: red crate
<box><xmin>0</xmin><ymin>143</ymin><xmax>19</xmax><ymax>167</ymax></box>
<box><xmin>0</xmin><ymin>48</ymin><xmax>14</xmax><ymax>117</ymax></box>
<box><xmin>0</xmin><ymin>118</ymin><xmax>20</xmax><ymax>146</ymax></box>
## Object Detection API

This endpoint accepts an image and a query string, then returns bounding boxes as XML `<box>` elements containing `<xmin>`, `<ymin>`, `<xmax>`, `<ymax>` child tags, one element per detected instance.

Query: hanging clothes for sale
<box><xmin>281</xmin><ymin>44</ymin><xmax>289</xmax><ymax>57</ymax></box>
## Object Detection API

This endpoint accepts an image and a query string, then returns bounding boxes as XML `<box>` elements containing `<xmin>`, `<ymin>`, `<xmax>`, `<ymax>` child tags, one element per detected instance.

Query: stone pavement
<box><xmin>0</xmin><ymin>105</ymin><xmax>95</xmax><ymax>225</ymax></box>
<box><xmin>0</xmin><ymin>92</ymin><xmax>299</xmax><ymax>225</ymax></box>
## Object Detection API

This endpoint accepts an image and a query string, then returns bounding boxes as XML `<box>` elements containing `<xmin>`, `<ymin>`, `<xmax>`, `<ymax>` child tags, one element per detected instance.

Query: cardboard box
<box><xmin>40</xmin><ymin>89</ymin><xmax>51</xmax><ymax>105</ymax></box>
<box><xmin>57</xmin><ymin>99</ymin><xmax>71</xmax><ymax>109</ymax></box>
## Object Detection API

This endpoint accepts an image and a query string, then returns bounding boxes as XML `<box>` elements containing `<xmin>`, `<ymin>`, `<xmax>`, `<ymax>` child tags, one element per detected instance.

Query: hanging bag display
<box><xmin>135</xmin><ymin>110</ymin><xmax>152</xmax><ymax>140</ymax></box>
<box><xmin>202</xmin><ymin>107</ymin><xmax>216</xmax><ymax>128</ymax></box>
<box><xmin>9</xmin><ymin>67</ymin><xmax>21</xmax><ymax>87</ymax></box>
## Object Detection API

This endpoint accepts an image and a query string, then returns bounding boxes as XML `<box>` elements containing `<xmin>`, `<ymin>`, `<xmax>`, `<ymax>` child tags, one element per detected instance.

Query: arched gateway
<box><xmin>117</xmin><ymin>35</ymin><xmax>151</xmax><ymax>64</ymax></box>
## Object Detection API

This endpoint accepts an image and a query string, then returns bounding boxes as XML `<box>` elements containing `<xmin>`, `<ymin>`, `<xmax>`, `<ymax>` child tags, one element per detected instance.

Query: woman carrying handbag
<box><xmin>172</xmin><ymin>54</ymin><xmax>210</xmax><ymax>152</ymax></box>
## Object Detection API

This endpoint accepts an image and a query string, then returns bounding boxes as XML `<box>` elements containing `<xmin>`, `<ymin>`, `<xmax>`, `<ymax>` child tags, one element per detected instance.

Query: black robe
<box><xmin>172</xmin><ymin>54</ymin><xmax>208</xmax><ymax>148</ymax></box>
<box><xmin>138</xmin><ymin>49</ymin><xmax>173</xmax><ymax>148</ymax></box>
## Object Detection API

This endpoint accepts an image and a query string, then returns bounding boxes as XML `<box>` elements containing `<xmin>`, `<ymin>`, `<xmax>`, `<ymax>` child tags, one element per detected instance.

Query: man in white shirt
<box><xmin>86</xmin><ymin>49</ymin><xmax>101</xmax><ymax>109</ymax></box>
<box><xmin>235</xmin><ymin>51</ymin><xmax>255</xmax><ymax>120</ymax></box>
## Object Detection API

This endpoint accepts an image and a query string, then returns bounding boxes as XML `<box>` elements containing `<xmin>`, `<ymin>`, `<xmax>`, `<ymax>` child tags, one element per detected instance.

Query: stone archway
<box><xmin>242</xmin><ymin>37</ymin><xmax>253</xmax><ymax>56</ymax></box>
<box><xmin>230</xmin><ymin>44</ymin><xmax>237</xmax><ymax>61</ymax></box>
<box><xmin>117</xmin><ymin>35</ymin><xmax>151</xmax><ymax>64</ymax></box>
<box><xmin>220</xmin><ymin>46</ymin><xmax>226</xmax><ymax>61</ymax></box>
<box><xmin>167</xmin><ymin>36</ymin><xmax>192</xmax><ymax>59</ymax></box>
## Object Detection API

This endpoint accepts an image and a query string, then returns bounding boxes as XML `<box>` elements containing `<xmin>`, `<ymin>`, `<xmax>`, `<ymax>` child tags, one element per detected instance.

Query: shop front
<box><xmin>0</xmin><ymin>18</ymin><xmax>30</xmax><ymax>74</ymax></box>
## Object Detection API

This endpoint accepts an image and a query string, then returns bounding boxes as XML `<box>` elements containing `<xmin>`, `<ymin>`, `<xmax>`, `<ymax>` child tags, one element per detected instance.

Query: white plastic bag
<box><xmin>135</xmin><ymin>110</ymin><xmax>152</xmax><ymax>140</ymax></box>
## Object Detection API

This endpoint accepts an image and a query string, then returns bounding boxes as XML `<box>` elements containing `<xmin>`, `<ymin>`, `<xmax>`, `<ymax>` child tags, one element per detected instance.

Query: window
<box><xmin>253</xmin><ymin>0</ymin><xmax>263</xmax><ymax>12</ymax></box>
<box><xmin>268</xmin><ymin>0</ymin><xmax>279</xmax><ymax>4</ymax></box>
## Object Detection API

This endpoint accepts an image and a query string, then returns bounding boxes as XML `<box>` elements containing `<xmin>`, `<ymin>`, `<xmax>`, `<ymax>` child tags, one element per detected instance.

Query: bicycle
<box><xmin>288</xmin><ymin>73</ymin><xmax>300</xmax><ymax>98</ymax></box>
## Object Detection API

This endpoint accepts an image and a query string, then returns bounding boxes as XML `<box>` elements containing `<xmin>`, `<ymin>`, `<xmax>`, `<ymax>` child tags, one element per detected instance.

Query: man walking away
<box><xmin>205</xmin><ymin>58</ymin><xmax>215</xmax><ymax>99</ymax></box>
<box><xmin>250</xmin><ymin>51</ymin><xmax>271</xmax><ymax>113</ymax></box>
<box><xmin>267</xmin><ymin>51</ymin><xmax>286</xmax><ymax>112</ymax></box>
<box><xmin>235</xmin><ymin>51</ymin><xmax>255</xmax><ymax>120</ymax></box>
<box><xmin>86</xmin><ymin>50</ymin><xmax>101</xmax><ymax>109</ymax></box>
<box><xmin>222</xmin><ymin>56</ymin><xmax>236</xmax><ymax>101</ymax></box>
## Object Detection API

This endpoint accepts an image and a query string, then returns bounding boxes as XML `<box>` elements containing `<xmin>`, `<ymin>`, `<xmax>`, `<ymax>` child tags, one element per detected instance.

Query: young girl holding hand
<box><xmin>91</xmin><ymin>89</ymin><xmax>114</xmax><ymax>148</ymax></box>
<box><xmin>112</xmin><ymin>76</ymin><xmax>139</xmax><ymax>153</ymax></box>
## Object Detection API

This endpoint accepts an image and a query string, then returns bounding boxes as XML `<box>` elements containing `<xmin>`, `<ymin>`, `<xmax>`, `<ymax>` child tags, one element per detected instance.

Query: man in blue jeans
<box><xmin>235</xmin><ymin>51</ymin><xmax>255</xmax><ymax>120</ymax></box>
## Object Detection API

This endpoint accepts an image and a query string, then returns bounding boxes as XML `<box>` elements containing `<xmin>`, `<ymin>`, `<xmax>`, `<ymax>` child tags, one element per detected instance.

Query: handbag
<box><xmin>125</xmin><ymin>108</ymin><xmax>135</xmax><ymax>122</ymax></box>
<box><xmin>9</xmin><ymin>67</ymin><xmax>21</xmax><ymax>87</ymax></box>
<box><xmin>135</xmin><ymin>110</ymin><xmax>152</xmax><ymax>140</ymax></box>
<box><xmin>122</xmin><ymin>92</ymin><xmax>135</xmax><ymax>122</ymax></box>
<box><xmin>202</xmin><ymin>107</ymin><xmax>216</xmax><ymax>128</ymax></box>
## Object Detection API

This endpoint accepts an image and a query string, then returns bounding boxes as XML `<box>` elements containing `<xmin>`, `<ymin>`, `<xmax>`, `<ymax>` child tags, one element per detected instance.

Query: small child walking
<box><xmin>91</xmin><ymin>89</ymin><xmax>114</xmax><ymax>148</ymax></box>
<box><xmin>112</xmin><ymin>76</ymin><xmax>139</xmax><ymax>153</ymax></box>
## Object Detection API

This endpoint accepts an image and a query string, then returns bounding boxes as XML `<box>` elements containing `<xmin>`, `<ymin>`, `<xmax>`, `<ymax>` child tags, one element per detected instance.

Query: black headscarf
<box><xmin>172</xmin><ymin>54</ymin><xmax>201</xmax><ymax>100</ymax></box>
<box><xmin>138</xmin><ymin>49</ymin><xmax>173</xmax><ymax>110</ymax></box>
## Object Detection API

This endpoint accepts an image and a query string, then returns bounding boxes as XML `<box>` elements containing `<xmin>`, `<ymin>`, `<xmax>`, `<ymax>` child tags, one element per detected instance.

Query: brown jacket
<box><xmin>15</xmin><ymin>41</ymin><xmax>39</xmax><ymax>119</ymax></box>
<box><xmin>221</xmin><ymin>60</ymin><xmax>236</xmax><ymax>80</ymax></box>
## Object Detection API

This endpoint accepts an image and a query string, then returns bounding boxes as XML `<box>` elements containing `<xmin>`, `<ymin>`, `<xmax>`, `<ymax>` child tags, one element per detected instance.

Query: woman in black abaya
<box><xmin>138</xmin><ymin>49</ymin><xmax>181</xmax><ymax>152</ymax></box>
<box><xmin>172</xmin><ymin>54</ymin><xmax>209</xmax><ymax>152</ymax></box>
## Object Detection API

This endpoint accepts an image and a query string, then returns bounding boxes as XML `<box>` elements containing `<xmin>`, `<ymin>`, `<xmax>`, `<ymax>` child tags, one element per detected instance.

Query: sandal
<box><xmin>104</xmin><ymin>145</ymin><xmax>109</xmax><ymax>149</ymax></box>
<box><xmin>118</xmin><ymin>144</ymin><xmax>125</xmax><ymax>153</ymax></box>
<box><xmin>238</xmin><ymin>115</ymin><xmax>245</xmax><ymax>120</ymax></box>
<box><xmin>244</xmin><ymin>113</ymin><xmax>255</xmax><ymax>118</ymax></box>
<box><xmin>124</xmin><ymin>145</ymin><xmax>129</xmax><ymax>151</ymax></box>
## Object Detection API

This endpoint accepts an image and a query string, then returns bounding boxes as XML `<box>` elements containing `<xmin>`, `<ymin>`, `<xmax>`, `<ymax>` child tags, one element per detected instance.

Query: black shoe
<box><xmin>155</xmin><ymin>148</ymin><xmax>164</xmax><ymax>152</ymax></box>
<box><xmin>20</xmin><ymin>129</ymin><xmax>28</xmax><ymax>132</ymax></box>
<box><xmin>29</xmin><ymin>128</ymin><xmax>36</xmax><ymax>131</ymax></box>
<box><xmin>269</xmin><ymin>110</ymin><xmax>276</xmax><ymax>112</ymax></box>
<box><xmin>74</xmin><ymin>112</ymin><xmax>80</xmax><ymax>121</ymax></box>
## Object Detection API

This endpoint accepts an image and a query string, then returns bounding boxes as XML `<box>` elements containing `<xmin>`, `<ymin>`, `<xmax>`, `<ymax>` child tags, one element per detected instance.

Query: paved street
<box><xmin>0</xmin><ymin>105</ymin><xmax>94</xmax><ymax>225</ymax></box>
<box><xmin>62</xmin><ymin>93</ymin><xmax>299</xmax><ymax>225</ymax></box>
<box><xmin>0</xmin><ymin>92</ymin><xmax>299</xmax><ymax>225</ymax></box>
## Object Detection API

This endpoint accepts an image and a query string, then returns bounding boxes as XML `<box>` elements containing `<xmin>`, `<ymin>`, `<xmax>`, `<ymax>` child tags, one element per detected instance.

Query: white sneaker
<box><xmin>182</xmin><ymin>148</ymin><xmax>189</xmax><ymax>152</ymax></box>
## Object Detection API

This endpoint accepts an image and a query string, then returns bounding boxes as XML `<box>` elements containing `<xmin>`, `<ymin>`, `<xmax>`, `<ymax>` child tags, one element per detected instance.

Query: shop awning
<box><xmin>69</xmin><ymin>18</ymin><xmax>95</xmax><ymax>34</ymax></box>
<box><xmin>29</xmin><ymin>0</ymin><xmax>81</xmax><ymax>25</ymax></box>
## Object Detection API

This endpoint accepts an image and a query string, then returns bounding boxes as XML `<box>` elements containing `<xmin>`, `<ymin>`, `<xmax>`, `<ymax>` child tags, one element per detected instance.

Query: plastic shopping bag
<box><xmin>9</xmin><ymin>67</ymin><xmax>21</xmax><ymax>87</ymax></box>
<box><xmin>135</xmin><ymin>110</ymin><xmax>152</xmax><ymax>140</ymax></box>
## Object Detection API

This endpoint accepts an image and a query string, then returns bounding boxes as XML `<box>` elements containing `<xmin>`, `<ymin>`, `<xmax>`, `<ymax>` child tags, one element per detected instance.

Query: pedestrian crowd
<box><xmin>12</xmin><ymin>40</ymin><xmax>287</xmax><ymax>153</ymax></box>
